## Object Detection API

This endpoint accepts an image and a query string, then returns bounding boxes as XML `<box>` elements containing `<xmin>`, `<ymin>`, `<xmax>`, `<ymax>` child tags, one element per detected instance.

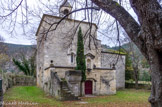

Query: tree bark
<box><xmin>133</xmin><ymin>66</ymin><xmax>139</xmax><ymax>89</ymax></box>
<box><xmin>135</xmin><ymin>78</ymin><xmax>138</xmax><ymax>89</ymax></box>
<box><xmin>148</xmin><ymin>51</ymin><xmax>162</xmax><ymax>107</ymax></box>
<box><xmin>91</xmin><ymin>0</ymin><xmax>162</xmax><ymax>106</ymax></box>
<box><xmin>130</xmin><ymin>0</ymin><xmax>162</xmax><ymax>106</ymax></box>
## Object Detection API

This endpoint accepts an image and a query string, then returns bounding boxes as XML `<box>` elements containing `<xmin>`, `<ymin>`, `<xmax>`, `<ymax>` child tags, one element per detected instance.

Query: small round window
<box><xmin>64</xmin><ymin>9</ymin><xmax>69</xmax><ymax>15</ymax></box>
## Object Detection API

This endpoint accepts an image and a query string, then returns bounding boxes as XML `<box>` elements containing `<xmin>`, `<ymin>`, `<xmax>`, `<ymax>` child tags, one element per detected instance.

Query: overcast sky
<box><xmin>0</xmin><ymin>0</ymin><xmax>137</xmax><ymax>46</ymax></box>
<box><xmin>1</xmin><ymin>30</ymin><xmax>34</xmax><ymax>45</ymax></box>
<box><xmin>0</xmin><ymin>0</ymin><xmax>39</xmax><ymax>45</ymax></box>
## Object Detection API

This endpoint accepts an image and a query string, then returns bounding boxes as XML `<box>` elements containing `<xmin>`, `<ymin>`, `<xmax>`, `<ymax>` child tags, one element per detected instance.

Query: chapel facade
<box><xmin>36</xmin><ymin>0</ymin><xmax>125</xmax><ymax>99</ymax></box>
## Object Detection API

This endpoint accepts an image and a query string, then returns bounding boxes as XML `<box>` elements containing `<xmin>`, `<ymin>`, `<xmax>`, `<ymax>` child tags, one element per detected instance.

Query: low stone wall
<box><xmin>1</xmin><ymin>73</ymin><xmax>36</xmax><ymax>93</ymax></box>
<box><xmin>125</xmin><ymin>82</ymin><xmax>151</xmax><ymax>90</ymax></box>
<box><xmin>50</xmin><ymin>72</ymin><xmax>61</xmax><ymax>98</ymax></box>
<box><xmin>14</xmin><ymin>75</ymin><xmax>36</xmax><ymax>86</ymax></box>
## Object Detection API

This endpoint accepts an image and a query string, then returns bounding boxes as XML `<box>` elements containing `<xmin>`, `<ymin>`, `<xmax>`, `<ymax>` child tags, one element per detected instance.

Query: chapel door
<box><xmin>85</xmin><ymin>80</ymin><xmax>92</xmax><ymax>95</ymax></box>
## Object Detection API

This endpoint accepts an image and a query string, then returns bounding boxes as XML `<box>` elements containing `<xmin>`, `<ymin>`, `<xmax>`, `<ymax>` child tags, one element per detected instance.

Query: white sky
<box><xmin>0</xmin><ymin>0</ymin><xmax>138</xmax><ymax>46</ymax></box>
<box><xmin>1</xmin><ymin>32</ymin><xmax>33</xmax><ymax>45</ymax></box>
<box><xmin>0</xmin><ymin>0</ymin><xmax>39</xmax><ymax>45</ymax></box>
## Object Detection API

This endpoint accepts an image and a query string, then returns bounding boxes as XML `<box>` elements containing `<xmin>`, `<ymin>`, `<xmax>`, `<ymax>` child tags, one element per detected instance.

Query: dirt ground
<box><xmin>63</xmin><ymin>101</ymin><xmax>151</xmax><ymax>107</ymax></box>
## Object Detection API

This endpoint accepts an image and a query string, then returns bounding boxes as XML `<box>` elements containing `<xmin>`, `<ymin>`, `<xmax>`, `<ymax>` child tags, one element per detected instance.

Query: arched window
<box><xmin>71</xmin><ymin>53</ymin><xmax>74</xmax><ymax>63</ymax></box>
<box><xmin>87</xmin><ymin>59</ymin><xmax>91</xmax><ymax>69</ymax></box>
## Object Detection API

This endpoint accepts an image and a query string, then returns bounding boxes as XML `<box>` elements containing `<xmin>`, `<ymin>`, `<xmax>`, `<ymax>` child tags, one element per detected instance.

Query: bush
<box><xmin>139</xmin><ymin>71</ymin><xmax>151</xmax><ymax>81</ymax></box>
<box><xmin>125</xmin><ymin>70</ymin><xmax>134</xmax><ymax>80</ymax></box>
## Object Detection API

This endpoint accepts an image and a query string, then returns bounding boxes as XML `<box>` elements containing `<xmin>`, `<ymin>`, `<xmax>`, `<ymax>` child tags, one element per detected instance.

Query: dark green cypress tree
<box><xmin>76</xmin><ymin>27</ymin><xmax>86</xmax><ymax>81</ymax></box>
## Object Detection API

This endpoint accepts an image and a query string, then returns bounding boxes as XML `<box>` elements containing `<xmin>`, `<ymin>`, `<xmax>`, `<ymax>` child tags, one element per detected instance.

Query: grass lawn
<box><xmin>4</xmin><ymin>86</ymin><xmax>151</xmax><ymax>107</ymax></box>
<box><xmin>4</xmin><ymin>86</ymin><xmax>62</xmax><ymax>107</ymax></box>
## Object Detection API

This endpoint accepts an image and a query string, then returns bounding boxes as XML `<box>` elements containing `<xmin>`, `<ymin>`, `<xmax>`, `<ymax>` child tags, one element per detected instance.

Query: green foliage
<box><xmin>104</xmin><ymin>48</ymin><xmax>126</xmax><ymax>55</ymax></box>
<box><xmin>125</xmin><ymin>53</ymin><xmax>133</xmax><ymax>70</ymax></box>
<box><xmin>119</xmin><ymin>49</ymin><xmax>134</xmax><ymax>80</ymax></box>
<box><xmin>125</xmin><ymin>70</ymin><xmax>134</xmax><ymax>80</ymax></box>
<box><xmin>139</xmin><ymin>71</ymin><xmax>151</xmax><ymax>81</ymax></box>
<box><xmin>141</xmin><ymin>58</ymin><xmax>150</xmax><ymax>68</ymax></box>
<box><xmin>13</xmin><ymin>55</ymin><xmax>36</xmax><ymax>77</ymax></box>
<box><xmin>76</xmin><ymin>27</ymin><xmax>86</xmax><ymax>81</ymax></box>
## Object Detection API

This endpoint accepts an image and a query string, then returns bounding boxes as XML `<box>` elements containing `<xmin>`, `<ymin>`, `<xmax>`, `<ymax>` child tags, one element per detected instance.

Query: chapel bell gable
<box><xmin>59</xmin><ymin>0</ymin><xmax>72</xmax><ymax>19</ymax></box>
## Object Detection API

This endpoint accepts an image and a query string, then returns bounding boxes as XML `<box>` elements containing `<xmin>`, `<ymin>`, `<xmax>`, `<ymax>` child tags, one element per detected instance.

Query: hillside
<box><xmin>2</xmin><ymin>43</ymin><xmax>35</xmax><ymax>56</ymax></box>
<box><xmin>103</xmin><ymin>42</ymin><xmax>144</xmax><ymax>59</ymax></box>
<box><xmin>0</xmin><ymin>43</ymin><xmax>36</xmax><ymax>72</ymax></box>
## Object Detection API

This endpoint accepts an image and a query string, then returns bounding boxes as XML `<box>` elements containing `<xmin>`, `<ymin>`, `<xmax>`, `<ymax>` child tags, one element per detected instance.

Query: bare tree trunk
<box><xmin>132</xmin><ymin>65</ymin><xmax>139</xmax><ymax>89</ymax></box>
<box><xmin>91</xmin><ymin>0</ymin><xmax>162</xmax><ymax>106</ymax></box>
<box><xmin>135</xmin><ymin>78</ymin><xmax>138</xmax><ymax>89</ymax></box>
<box><xmin>133</xmin><ymin>68</ymin><xmax>139</xmax><ymax>89</ymax></box>
<box><xmin>148</xmin><ymin>51</ymin><xmax>162</xmax><ymax>107</ymax></box>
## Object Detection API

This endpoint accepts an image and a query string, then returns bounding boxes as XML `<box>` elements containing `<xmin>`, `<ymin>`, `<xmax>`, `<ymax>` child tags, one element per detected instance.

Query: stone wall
<box><xmin>65</xmin><ymin>70</ymin><xmax>82</xmax><ymax>96</ymax></box>
<box><xmin>43</xmin><ymin>68</ymin><xmax>81</xmax><ymax>100</ymax></box>
<box><xmin>101</xmin><ymin>52</ymin><xmax>126</xmax><ymax>89</ymax></box>
<box><xmin>84</xmin><ymin>68</ymin><xmax>116</xmax><ymax>95</ymax></box>
<box><xmin>41</xmin><ymin>17</ymin><xmax>101</xmax><ymax>68</ymax></box>
<box><xmin>1</xmin><ymin>73</ymin><xmax>36</xmax><ymax>93</ymax></box>
<box><xmin>43</xmin><ymin>66</ymin><xmax>116</xmax><ymax>97</ymax></box>
<box><xmin>42</xmin><ymin>66</ymin><xmax>75</xmax><ymax>91</ymax></box>
<box><xmin>125</xmin><ymin>82</ymin><xmax>151</xmax><ymax>90</ymax></box>
<box><xmin>36</xmin><ymin>14</ymin><xmax>126</xmax><ymax>92</ymax></box>
<box><xmin>50</xmin><ymin>72</ymin><xmax>61</xmax><ymax>98</ymax></box>
<box><xmin>36</xmin><ymin>15</ymin><xmax>102</xmax><ymax>87</ymax></box>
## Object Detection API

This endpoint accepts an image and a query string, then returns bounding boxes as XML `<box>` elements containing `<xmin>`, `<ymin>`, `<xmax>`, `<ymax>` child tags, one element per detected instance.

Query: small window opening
<box><xmin>71</xmin><ymin>53</ymin><xmax>74</xmax><ymax>63</ymax></box>
<box><xmin>64</xmin><ymin>9</ymin><xmax>69</xmax><ymax>15</ymax></box>
<box><xmin>87</xmin><ymin>59</ymin><xmax>91</xmax><ymax>69</ymax></box>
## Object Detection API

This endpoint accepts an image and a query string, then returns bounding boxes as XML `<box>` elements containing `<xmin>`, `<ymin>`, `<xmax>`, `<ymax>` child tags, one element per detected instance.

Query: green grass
<box><xmin>86</xmin><ymin>89</ymin><xmax>150</xmax><ymax>104</ymax></box>
<box><xmin>4</xmin><ymin>86</ymin><xmax>150</xmax><ymax>106</ymax></box>
<box><xmin>4</xmin><ymin>86</ymin><xmax>62</xmax><ymax>106</ymax></box>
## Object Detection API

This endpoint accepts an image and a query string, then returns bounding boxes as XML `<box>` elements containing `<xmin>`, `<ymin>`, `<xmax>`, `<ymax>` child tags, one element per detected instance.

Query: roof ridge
<box><xmin>60</xmin><ymin>0</ymin><xmax>72</xmax><ymax>8</ymax></box>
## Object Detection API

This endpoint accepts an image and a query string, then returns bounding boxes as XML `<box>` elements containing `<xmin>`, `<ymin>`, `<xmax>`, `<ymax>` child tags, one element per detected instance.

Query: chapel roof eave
<box><xmin>101</xmin><ymin>51</ymin><xmax>126</xmax><ymax>55</ymax></box>
<box><xmin>35</xmin><ymin>14</ymin><xmax>98</xmax><ymax>36</ymax></box>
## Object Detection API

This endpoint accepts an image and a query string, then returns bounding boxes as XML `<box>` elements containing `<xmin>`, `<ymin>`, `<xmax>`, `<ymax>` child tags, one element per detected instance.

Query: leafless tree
<box><xmin>0</xmin><ymin>35</ymin><xmax>7</xmax><ymax>54</ymax></box>
<box><xmin>90</xmin><ymin>1</ymin><xmax>162</xmax><ymax>106</ymax></box>
<box><xmin>0</xmin><ymin>35</ymin><xmax>9</xmax><ymax>70</ymax></box>
<box><xmin>125</xmin><ymin>41</ymin><xmax>141</xmax><ymax>89</ymax></box>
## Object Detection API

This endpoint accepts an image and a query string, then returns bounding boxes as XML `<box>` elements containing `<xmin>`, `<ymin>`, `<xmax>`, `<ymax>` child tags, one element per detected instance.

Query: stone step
<box><xmin>62</xmin><ymin>88</ymin><xmax>68</xmax><ymax>90</ymax></box>
<box><xmin>62</xmin><ymin>87</ymin><xmax>69</xmax><ymax>89</ymax></box>
<box><xmin>60</xmin><ymin>81</ymin><xmax>80</xmax><ymax>101</ymax></box>
<box><xmin>61</xmin><ymin>96</ymin><xmax>80</xmax><ymax>101</ymax></box>
<box><xmin>66</xmin><ymin>90</ymin><xmax>71</xmax><ymax>93</ymax></box>
<box><xmin>71</xmin><ymin>93</ymin><xmax>74</xmax><ymax>95</ymax></box>
<box><xmin>62</xmin><ymin>86</ymin><xmax>67</xmax><ymax>88</ymax></box>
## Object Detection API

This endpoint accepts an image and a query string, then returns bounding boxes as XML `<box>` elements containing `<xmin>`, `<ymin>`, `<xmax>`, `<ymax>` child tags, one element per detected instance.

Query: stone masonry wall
<box><xmin>101</xmin><ymin>52</ymin><xmax>126</xmax><ymax>89</ymax></box>
<box><xmin>1</xmin><ymin>73</ymin><xmax>36</xmax><ymax>93</ymax></box>
<box><xmin>36</xmin><ymin>15</ymin><xmax>102</xmax><ymax>87</ymax></box>
<box><xmin>42</xmin><ymin>16</ymin><xmax>101</xmax><ymax>69</ymax></box>
<box><xmin>85</xmin><ymin>69</ymin><xmax>116</xmax><ymax>95</ymax></box>
<box><xmin>43</xmin><ymin>68</ymin><xmax>82</xmax><ymax>100</ymax></box>
<box><xmin>43</xmin><ymin>66</ymin><xmax>116</xmax><ymax>96</ymax></box>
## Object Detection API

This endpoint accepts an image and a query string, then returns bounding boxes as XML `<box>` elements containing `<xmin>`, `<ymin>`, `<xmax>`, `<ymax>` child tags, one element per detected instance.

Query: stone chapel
<box><xmin>36</xmin><ymin>0</ymin><xmax>125</xmax><ymax>100</ymax></box>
